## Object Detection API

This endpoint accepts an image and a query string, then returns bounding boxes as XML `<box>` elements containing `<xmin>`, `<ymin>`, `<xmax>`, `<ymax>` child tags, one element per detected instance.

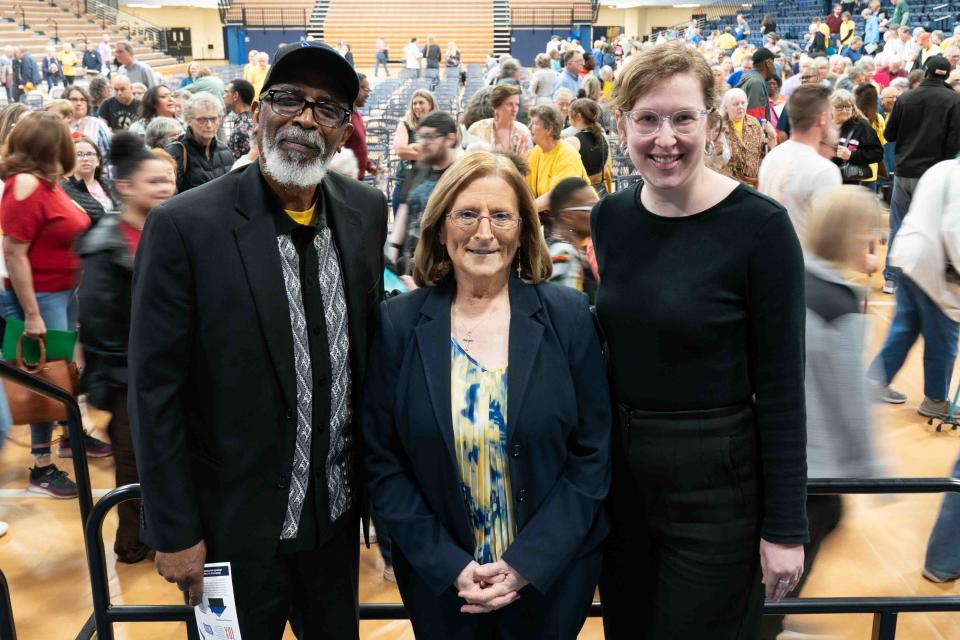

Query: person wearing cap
<box><xmin>878</xmin><ymin>54</ymin><xmax>960</xmax><ymax>295</ymax></box>
<box><xmin>129</xmin><ymin>41</ymin><xmax>387</xmax><ymax>638</ymax></box>
<box><xmin>737</xmin><ymin>47</ymin><xmax>777</xmax><ymax>121</ymax></box>
<box><xmin>915</xmin><ymin>32</ymin><xmax>943</xmax><ymax>68</ymax></box>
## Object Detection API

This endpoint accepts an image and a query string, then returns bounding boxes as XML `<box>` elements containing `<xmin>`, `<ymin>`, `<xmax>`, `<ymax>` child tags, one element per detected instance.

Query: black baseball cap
<box><xmin>260</xmin><ymin>41</ymin><xmax>360</xmax><ymax>106</ymax></box>
<box><xmin>752</xmin><ymin>47</ymin><xmax>776</xmax><ymax>64</ymax></box>
<box><xmin>924</xmin><ymin>54</ymin><xmax>951</xmax><ymax>79</ymax></box>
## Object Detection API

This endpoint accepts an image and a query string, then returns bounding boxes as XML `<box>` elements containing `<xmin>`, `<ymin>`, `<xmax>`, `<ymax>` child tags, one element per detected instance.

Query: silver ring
<box><xmin>778</xmin><ymin>577</ymin><xmax>791</xmax><ymax>585</ymax></box>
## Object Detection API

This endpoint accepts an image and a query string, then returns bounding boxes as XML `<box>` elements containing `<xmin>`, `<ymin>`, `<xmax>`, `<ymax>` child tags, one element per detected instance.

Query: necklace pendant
<box><xmin>462</xmin><ymin>331</ymin><xmax>474</xmax><ymax>350</ymax></box>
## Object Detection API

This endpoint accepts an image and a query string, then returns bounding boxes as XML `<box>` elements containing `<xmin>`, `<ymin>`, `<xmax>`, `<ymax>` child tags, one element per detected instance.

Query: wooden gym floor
<box><xmin>0</xmin><ymin>242</ymin><xmax>959</xmax><ymax>639</ymax></box>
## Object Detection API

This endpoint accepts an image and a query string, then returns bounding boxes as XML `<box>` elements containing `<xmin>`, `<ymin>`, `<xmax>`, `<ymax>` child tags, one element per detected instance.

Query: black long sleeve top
<box><xmin>591</xmin><ymin>183</ymin><xmax>809</xmax><ymax>544</ymax></box>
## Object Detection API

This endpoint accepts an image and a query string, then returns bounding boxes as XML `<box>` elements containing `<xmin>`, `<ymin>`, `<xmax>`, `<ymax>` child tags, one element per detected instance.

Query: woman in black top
<box><xmin>830</xmin><ymin>89</ymin><xmax>883</xmax><ymax>185</ymax></box>
<box><xmin>566</xmin><ymin>98</ymin><xmax>611</xmax><ymax>197</ymax></box>
<box><xmin>592</xmin><ymin>42</ymin><xmax>808</xmax><ymax>639</ymax></box>
<box><xmin>77</xmin><ymin>132</ymin><xmax>177</xmax><ymax>562</ymax></box>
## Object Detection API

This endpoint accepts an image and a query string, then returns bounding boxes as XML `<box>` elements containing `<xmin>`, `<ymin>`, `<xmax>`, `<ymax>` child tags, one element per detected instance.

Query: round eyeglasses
<box><xmin>620</xmin><ymin>108</ymin><xmax>711</xmax><ymax>136</ymax></box>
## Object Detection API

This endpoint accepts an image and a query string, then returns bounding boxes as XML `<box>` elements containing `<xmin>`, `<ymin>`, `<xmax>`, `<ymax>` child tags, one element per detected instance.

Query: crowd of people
<box><xmin>0</xmin><ymin>4</ymin><xmax>959</xmax><ymax>636</ymax></box>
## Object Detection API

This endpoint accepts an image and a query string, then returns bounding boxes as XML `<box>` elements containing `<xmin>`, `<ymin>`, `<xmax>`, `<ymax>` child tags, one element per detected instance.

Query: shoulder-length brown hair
<box><xmin>413</xmin><ymin>150</ymin><xmax>552</xmax><ymax>287</ymax></box>
<box><xmin>0</xmin><ymin>112</ymin><xmax>75</xmax><ymax>183</ymax></box>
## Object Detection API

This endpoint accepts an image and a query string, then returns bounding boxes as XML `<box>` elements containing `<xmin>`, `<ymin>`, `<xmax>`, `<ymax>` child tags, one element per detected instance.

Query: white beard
<box><xmin>260</xmin><ymin>127</ymin><xmax>329</xmax><ymax>188</ymax></box>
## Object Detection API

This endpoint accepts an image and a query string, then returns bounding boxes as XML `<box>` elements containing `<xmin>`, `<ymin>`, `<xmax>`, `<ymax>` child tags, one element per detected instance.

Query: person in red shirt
<box><xmin>343</xmin><ymin>73</ymin><xmax>377</xmax><ymax>180</ymax></box>
<box><xmin>826</xmin><ymin>4</ymin><xmax>843</xmax><ymax>50</ymax></box>
<box><xmin>77</xmin><ymin>131</ymin><xmax>177</xmax><ymax>562</ymax></box>
<box><xmin>0</xmin><ymin>111</ymin><xmax>101</xmax><ymax>499</ymax></box>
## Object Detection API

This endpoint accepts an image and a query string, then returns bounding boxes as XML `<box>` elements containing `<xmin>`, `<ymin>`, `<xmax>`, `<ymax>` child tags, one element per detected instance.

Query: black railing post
<box><xmin>84</xmin><ymin>485</ymin><xmax>201</xmax><ymax>640</ymax></box>
<box><xmin>871</xmin><ymin>611</ymin><xmax>899</xmax><ymax>640</ymax></box>
<box><xmin>0</xmin><ymin>569</ymin><xmax>16</xmax><ymax>640</ymax></box>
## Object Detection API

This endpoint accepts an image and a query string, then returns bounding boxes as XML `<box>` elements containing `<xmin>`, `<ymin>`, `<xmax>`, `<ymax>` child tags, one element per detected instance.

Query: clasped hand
<box><xmin>455</xmin><ymin>560</ymin><xmax>528</xmax><ymax>614</ymax></box>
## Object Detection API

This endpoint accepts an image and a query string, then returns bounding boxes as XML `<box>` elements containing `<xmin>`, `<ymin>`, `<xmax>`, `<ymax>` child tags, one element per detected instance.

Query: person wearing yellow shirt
<box><xmin>58</xmin><ymin>42</ymin><xmax>79</xmax><ymax>86</ymax></box>
<box><xmin>717</xmin><ymin>28</ymin><xmax>737</xmax><ymax>53</ymax></box>
<box><xmin>242</xmin><ymin>49</ymin><xmax>258</xmax><ymax>83</ymax></box>
<box><xmin>526</xmin><ymin>104</ymin><xmax>590</xmax><ymax>212</ymax></box>
<box><xmin>854</xmin><ymin>83</ymin><xmax>887</xmax><ymax>189</ymax></box>
<box><xmin>839</xmin><ymin>12</ymin><xmax>856</xmax><ymax>49</ymax></box>
<box><xmin>249</xmin><ymin>51</ymin><xmax>270</xmax><ymax>99</ymax></box>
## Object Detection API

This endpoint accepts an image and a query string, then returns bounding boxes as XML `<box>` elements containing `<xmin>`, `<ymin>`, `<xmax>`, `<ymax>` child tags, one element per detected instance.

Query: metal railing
<box><xmin>510</xmin><ymin>4</ymin><xmax>595</xmax><ymax>27</ymax></box>
<box><xmin>16</xmin><ymin>5</ymin><xmax>28</xmax><ymax>31</ymax></box>
<box><xmin>0</xmin><ymin>360</ymin><xmax>196</xmax><ymax>640</ymax></box>
<box><xmin>0</xmin><ymin>569</ymin><xmax>16</xmax><ymax>640</ymax></box>
<box><xmin>86</xmin><ymin>0</ymin><xmax>118</xmax><ymax>29</ymax></box>
<box><xmin>81</xmin><ymin>485</ymin><xmax>200</xmax><ymax>640</ymax></box>
<box><xmin>1</xmin><ymin>357</ymin><xmax>959</xmax><ymax>639</ymax></box>
<box><xmin>221</xmin><ymin>6</ymin><xmax>308</xmax><ymax>28</ymax></box>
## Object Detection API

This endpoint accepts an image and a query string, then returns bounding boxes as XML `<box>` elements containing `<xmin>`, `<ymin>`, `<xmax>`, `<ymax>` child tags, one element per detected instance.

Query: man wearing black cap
<box><xmin>129</xmin><ymin>41</ymin><xmax>387</xmax><ymax>639</ymax></box>
<box><xmin>880</xmin><ymin>54</ymin><xmax>960</xmax><ymax>292</ymax></box>
<box><xmin>737</xmin><ymin>47</ymin><xmax>777</xmax><ymax>121</ymax></box>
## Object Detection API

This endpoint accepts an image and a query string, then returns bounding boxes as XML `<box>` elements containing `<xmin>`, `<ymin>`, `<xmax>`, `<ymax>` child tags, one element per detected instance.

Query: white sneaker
<box><xmin>0</xmin><ymin>521</ymin><xmax>8</xmax><ymax>537</ymax></box>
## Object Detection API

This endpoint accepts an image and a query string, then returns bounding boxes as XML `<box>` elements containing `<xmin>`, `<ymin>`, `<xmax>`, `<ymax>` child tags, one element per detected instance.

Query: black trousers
<box><xmin>600</xmin><ymin>403</ymin><xmax>764</xmax><ymax>640</ymax></box>
<box><xmin>758</xmin><ymin>494</ymin><xmax>843</xmax><ymax>639</ymax></box>
<box><xmin>394</xmin><ymin>546</ymin><xmax>601</xmax><ymax>639</ymax></box>
<box><xmin>106</xmin><ymin>391</ymin><xmax>151</xmax><ymax>562</ymax></box>
<box><xmin>234</xmin><ymin>524</ymin><xmax>360</xmax><ymax>640</ymax></box>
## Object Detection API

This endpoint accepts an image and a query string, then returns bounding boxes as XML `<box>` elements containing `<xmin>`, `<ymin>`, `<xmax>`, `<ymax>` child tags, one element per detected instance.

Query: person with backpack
<box><xmin>164</xmin><ymin>92</ymin><xmax>233</xmax><ymax>193</ymax></box>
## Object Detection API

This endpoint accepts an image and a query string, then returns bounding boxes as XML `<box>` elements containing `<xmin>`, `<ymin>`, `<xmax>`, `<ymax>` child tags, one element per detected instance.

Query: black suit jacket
<box><xmin>129</xmin><ymin>163</ymin><xmax>386</xmax><ymax>567</ymax></box>
<box><xmin>362</xmin><ymin>277</ymin><xmax>611</xmax><ymax>598</ymax></box>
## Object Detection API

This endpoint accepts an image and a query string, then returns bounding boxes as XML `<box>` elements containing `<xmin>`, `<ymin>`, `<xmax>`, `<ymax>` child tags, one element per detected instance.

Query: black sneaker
<box><xmin>28</xmin><ymin>465</ymin><xmax>78</xmax><ymax>499</ymax></box>
<box><xmin>57</xmin><ymin>434</ymin><xmax>113</xmax><ymax>458</ymax></box>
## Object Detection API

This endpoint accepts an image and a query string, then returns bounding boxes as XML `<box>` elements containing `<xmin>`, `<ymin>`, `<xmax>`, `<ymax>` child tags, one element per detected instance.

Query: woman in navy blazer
<box><xmin>363</xmin><ymin>151</ymin><xmax>611</xmax><ymax>639</ymax></box>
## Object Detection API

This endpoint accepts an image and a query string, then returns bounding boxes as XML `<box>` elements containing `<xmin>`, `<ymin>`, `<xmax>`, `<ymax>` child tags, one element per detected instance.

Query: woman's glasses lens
<box><xmin>625</xmin><ymin>109</ymin><xmax>704</xmax><ymax>135</ymax></box>
<box><xmin>449</xmin><ymin>211</ymin><xmax>520</xmax><ymax>230</ymax></box>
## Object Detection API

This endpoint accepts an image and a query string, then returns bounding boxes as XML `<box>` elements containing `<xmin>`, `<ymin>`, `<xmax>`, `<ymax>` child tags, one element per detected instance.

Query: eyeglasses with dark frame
<box><xmin>447</xmin><ymin>210</ymin><xmax>521</xmax><ymax>231</ymax></box>
<box><xmin>262</xmin><ymin>89</ymin><xmax>352</xmax><ymax>129</ymax></box>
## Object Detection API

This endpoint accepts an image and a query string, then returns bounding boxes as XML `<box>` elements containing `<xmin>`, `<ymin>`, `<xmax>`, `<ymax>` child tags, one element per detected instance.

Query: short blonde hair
<box><xmin>613</xmin><ymin>41</ymin><xmax>716</xmax><ymax>113</ymax></box>
<box><xmin>413</xmin><ymin>151</ymin><xmax>552</xmax><ymax>287</ymax></box>
<box><xmin>44</xmin><ymin>99</ymin><xmax>75</xmax><ymax>120</ymax></box>
<box><xmin>806</xmin><ymin>185</ymin><xmax>880</xmax><ymax>266</ymax></box>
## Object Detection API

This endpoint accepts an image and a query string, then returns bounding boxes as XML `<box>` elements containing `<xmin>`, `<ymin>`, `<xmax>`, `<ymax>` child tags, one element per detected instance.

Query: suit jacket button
<box><xmin>511</xmin><ymin>444</ymin><xmax>521</xmax><ymax>457</ymax></box>
<box><xmin>286</xmin><ymin>410</ymin><xmax>294</xmax><ymax>422</ymax></box>
<box><xmin>277</xmin><ymin>476</ymin><xmax>288</xmax><ymax>490</ymax></box>
<box><xmin>516</xmin><ymin>489</ymin><xmax>527</xmax><ymax>503</ymax></box>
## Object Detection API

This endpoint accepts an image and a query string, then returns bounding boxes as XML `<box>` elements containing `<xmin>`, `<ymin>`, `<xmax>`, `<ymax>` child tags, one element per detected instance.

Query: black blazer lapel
<box><xmin>232</xmin><ymin>164</ymin><xmax>297</xmax><ymax>411</ymax></box>
<box><xmin>507</xmin><ymin>277</ymin><xmax>543</xmax><ymax>445</ymax></box>
<box><xmin>415</xmin><ymin>284</ymin><xmax>459</xmax><ymax>473</ymax></box>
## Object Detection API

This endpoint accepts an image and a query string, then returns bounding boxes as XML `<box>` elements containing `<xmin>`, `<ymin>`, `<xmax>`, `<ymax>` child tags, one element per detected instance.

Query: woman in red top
<box><xmin>0</xmin><ymin>111</ymin><xmax>101</xmax><ymax>499</ymax></box>
<box><xmin>78</xmin><ymin>132</ymin><xmax>177</xmax><ymax>562</ymax></box>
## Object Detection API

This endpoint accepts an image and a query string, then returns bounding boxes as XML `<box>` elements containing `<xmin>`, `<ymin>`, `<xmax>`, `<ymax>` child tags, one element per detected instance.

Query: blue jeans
<box><xmin>884</xmin><ymin>176</ymin><xmax>919</xmax><ymax>282</ymax></box>
<box><xmin>869</xmin><ymin>275</ymin><xmax>960</xmax><ymax>401</ymax></box>
<box><xmin>925</xmin><ymin>452</ymin><xmax>960</xmax><ymax>579</ymax></box>
<box><xmin>0</xmin><ymin>288</ymin><xmax>75</xmax><ymax>457</ymax></box>
<box><xmin>374</xmin><ymin>51</ymin><xmax>390</xmax><ymax>77</ymax></box>
<box><xmin>391</xmin><ymin>181</ymin><xmax>403</xmax><ymax>218</ymax></box>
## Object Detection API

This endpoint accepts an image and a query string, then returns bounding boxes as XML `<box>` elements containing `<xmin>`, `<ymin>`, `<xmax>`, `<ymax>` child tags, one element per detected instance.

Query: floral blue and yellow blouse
<box><xmin>451</xmin><ymin>338</ymin><xmax>516</xmax><ymax>564</ymax></box>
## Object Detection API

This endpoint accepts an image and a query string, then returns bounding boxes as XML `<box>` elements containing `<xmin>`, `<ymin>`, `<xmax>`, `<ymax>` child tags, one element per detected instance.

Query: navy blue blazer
<box><xmin>362</xmin><ymin>276</ymin><xmax>612</xmax><ymax>597</ymax></box>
